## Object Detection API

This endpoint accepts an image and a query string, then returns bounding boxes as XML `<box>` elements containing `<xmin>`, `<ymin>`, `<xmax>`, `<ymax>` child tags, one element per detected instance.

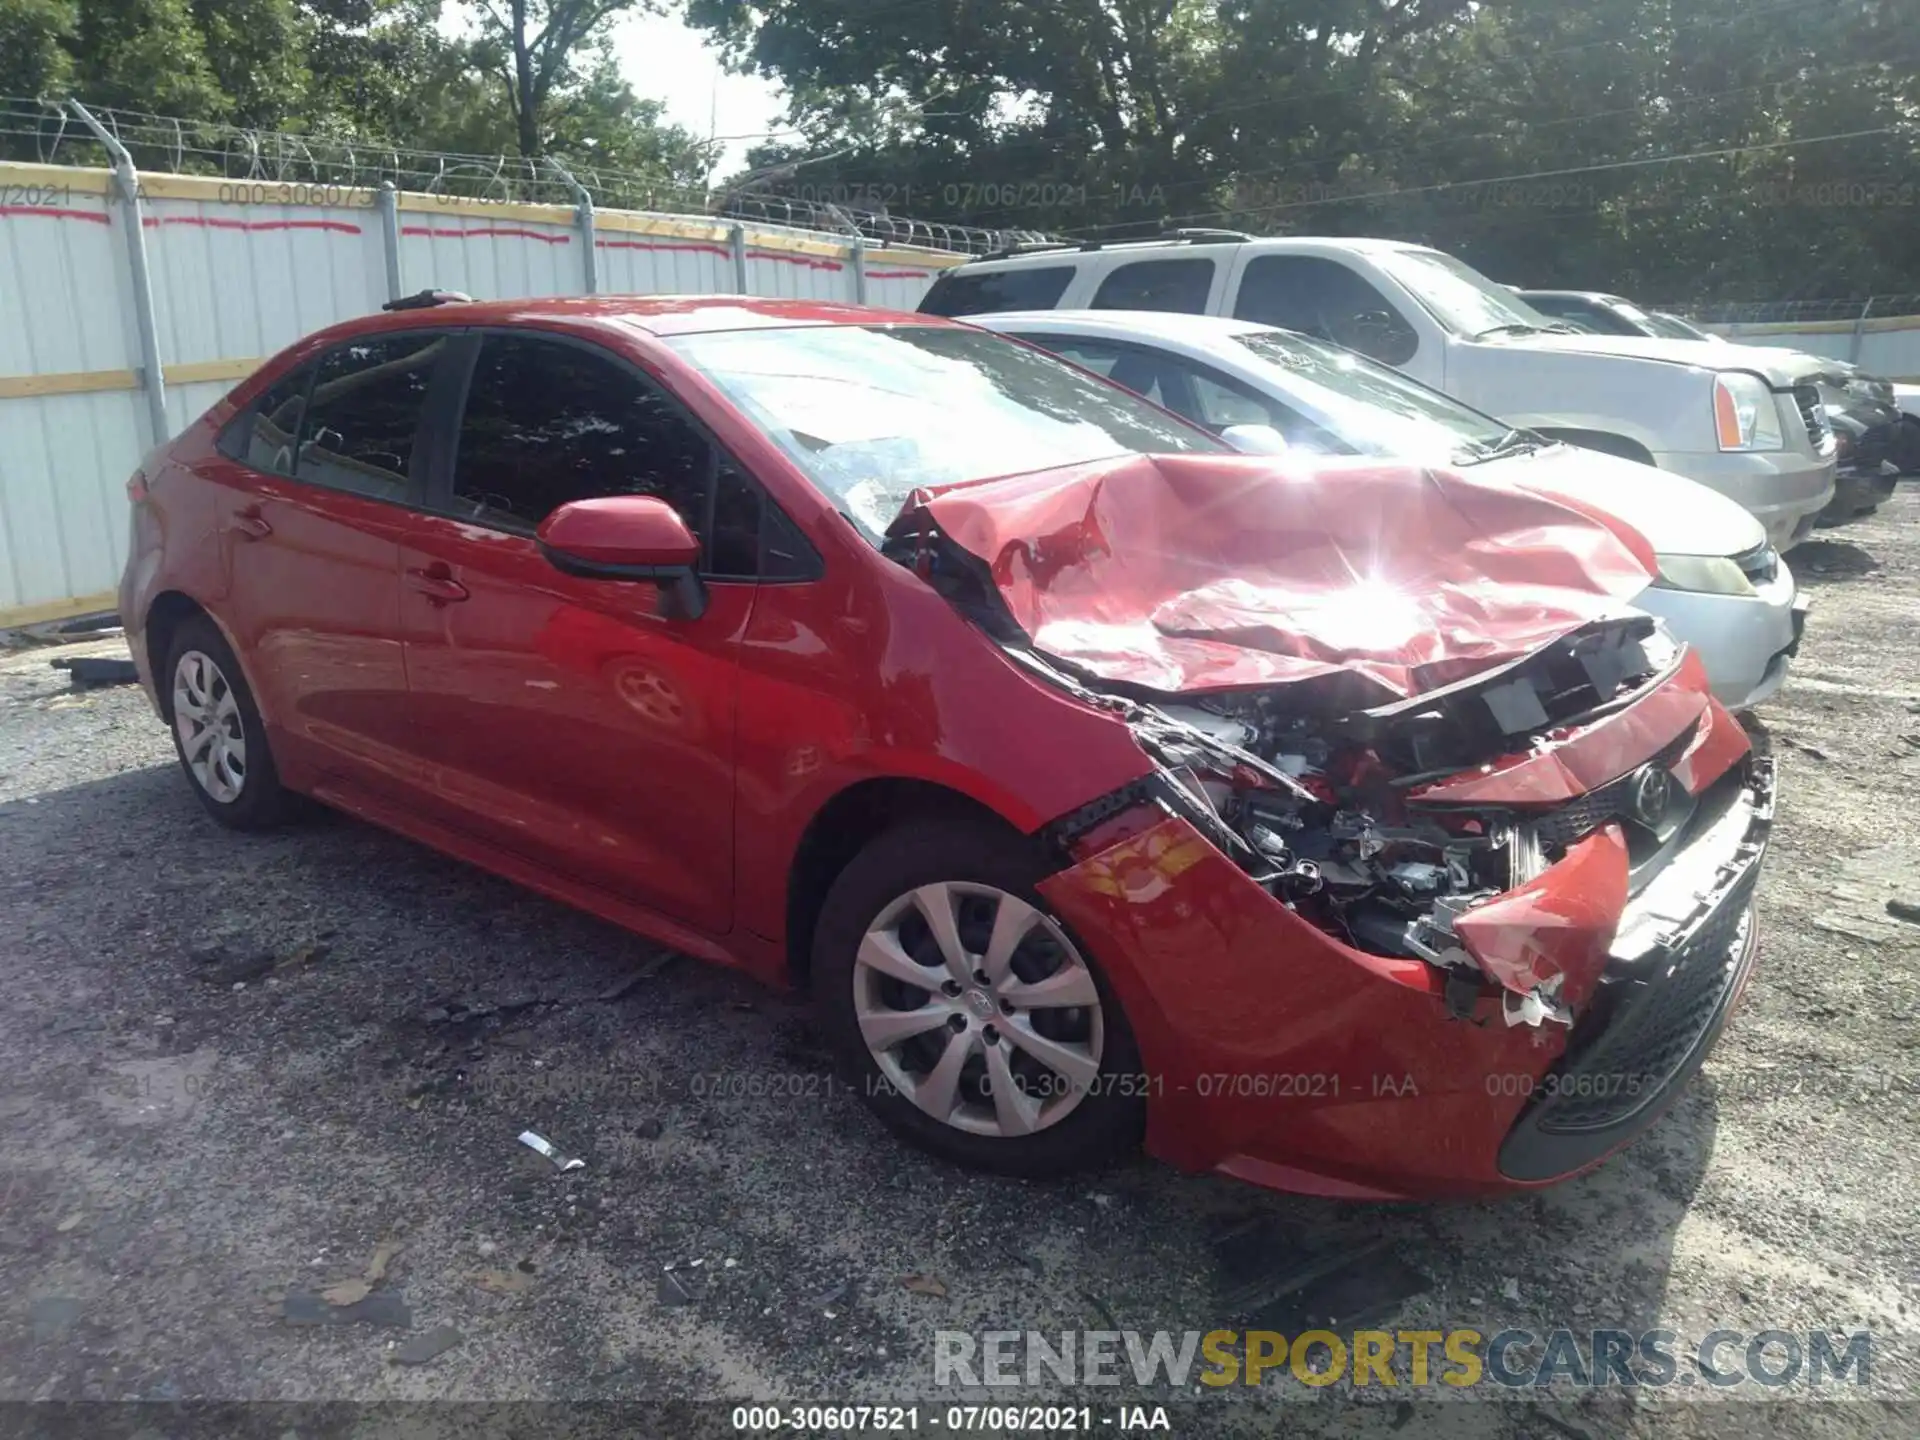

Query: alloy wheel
<box><xmin>853</xmin><ymin>882</ymin><xmax>1105</xmax><ymax>1138</ymax></box>
<box><xmin>173</xmin><ymin>650</ymin><xmax>248</xmax><ymax>804</ymax></box>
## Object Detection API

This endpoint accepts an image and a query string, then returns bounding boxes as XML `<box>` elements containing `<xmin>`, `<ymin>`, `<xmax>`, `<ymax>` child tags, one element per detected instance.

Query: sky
<box><xmin>606</xmin><ymin>7</ymin><xmax>789</xmax><ymax>178</ymax></box>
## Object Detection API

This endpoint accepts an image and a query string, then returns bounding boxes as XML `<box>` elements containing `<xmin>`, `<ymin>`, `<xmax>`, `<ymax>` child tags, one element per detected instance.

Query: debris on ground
<box><xmin>659</xmin><ymin>1269</ymin><xmax>701</xmax><ymax>1305</ymax></box>
<box><xmin>282</xmin><ymin>1288</ymin><xmax>413</xmax><ymax>1327</ymax></box>
<box><xmin>364</xmin><ymin>1238</ymin><xmax>405</xmax><ymax>1283</ymax></box>
<box><xmin>633</xmin><ymin>1118</ymin><xmax>663</xmax><ymax>1141</ymax></box>
<box><xmin>1778</xmin><ymin>735</ymin><xmax>1829</xmax><ymax>760</ymax></box>
<box><xmin>1889</xmin><ymin>899</ymin><xmax>1920</xmax><ymax>925</ymax></box>
<box><xmin>901</xmin><ymin>1274</ymin><xmax>948</xmax><ymax>1298</ymax></box>
<box><xmin>518</xmin><ymin>1130</ymin><xmax>586</xmax><ymax>1171</ymax></box>
<box><xmin>192</xmin><ymin>946</ymin><xmax>278</xmax><ymax>988</ymax></box>
<box><xmin>389</xmin><ymin>1324</ymin><xmax>462</xmax><ymax>1366</ymax></box>
<box><xmin>48</xmin><ymin>656</ymin><xmax>139</xmax><ymax>688</ymax></box>
<box><xmin>472</xmin><ymin>1268</ymin><xmax>534</xmax><ymax>1295</ymax></box>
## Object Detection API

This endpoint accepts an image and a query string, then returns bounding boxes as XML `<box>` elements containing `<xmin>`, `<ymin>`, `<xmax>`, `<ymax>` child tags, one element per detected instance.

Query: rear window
<box><xmin>296</xmin><ymin>334</ymin><xmax>449</xmax><ymax>501</ymax></box>
<box><xmin>916</xmin><ymin>265</ymin><xmax>1075</xmax><ymax>317</ymax></box>
<box><xmin>217</xmin><ymin>367</ymin><xmax>314</xmax><ymax>475</ymax></box>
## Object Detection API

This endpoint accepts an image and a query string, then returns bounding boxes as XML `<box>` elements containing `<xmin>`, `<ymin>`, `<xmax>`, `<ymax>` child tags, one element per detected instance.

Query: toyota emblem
<box><xmin>1629</xmin><ymin>764</ymin><xmax>1674</xmax><ymax>827</ymax></box>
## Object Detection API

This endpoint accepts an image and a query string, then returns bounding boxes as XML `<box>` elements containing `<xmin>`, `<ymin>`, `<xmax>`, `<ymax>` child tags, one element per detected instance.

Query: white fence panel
<box><xmin>143</xmin><ymin>192</ymin><xmax>387</xmax><ymax>367</ymax></box>
<box><xmin>398</xmin><ymin>210</ymin><xmax>580</xmax><ymax>301</ymax></box>
<box><xmin>594</xmin><ymin>226</ymin><xmax>735</xmax><ymax>295</ymax></box>
<box><xmin>0</xmin><ymin>158</ymin><xmax>962</xmax><ymax>622</ymax></box>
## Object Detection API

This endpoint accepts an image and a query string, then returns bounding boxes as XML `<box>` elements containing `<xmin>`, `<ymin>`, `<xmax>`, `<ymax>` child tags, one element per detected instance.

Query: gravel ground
<box><xmin>2</xmin><ymin>493</ymin><xmax>1918</xmax><ymax>1439</ymax></box>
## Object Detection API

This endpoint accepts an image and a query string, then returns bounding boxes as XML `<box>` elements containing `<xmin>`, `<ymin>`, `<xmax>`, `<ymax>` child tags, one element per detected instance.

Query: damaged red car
<box><xmin>121</xmin><ymin>296</ymin><xmax>1772</xmax><ymax>1200</ymax></box>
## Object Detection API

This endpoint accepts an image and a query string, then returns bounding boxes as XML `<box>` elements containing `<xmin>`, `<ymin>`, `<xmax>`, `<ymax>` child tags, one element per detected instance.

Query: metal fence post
<box><xmin>375</xmin><ymin>182</ymin><xmax>403</xmax><ymax>301</ymax></box>
<box><xmin>730</xmin><ymin>223</ymin><xmax>749</xmax><ymax>293</ymax></box>
<box><xmin>851</xmin><ymin>239</ymin><xmax>868</xmax><ymax>304</ymax></box>
<box><xmin>70</xmin><ymin>100</ymin><xmax>168</xmax><ymax>446</ymax></box>
<box><xmin>1849</xmin><ymin>297</ymin><xmax>1875</xmax><ymax>365</ymax></box>
<box><xmin>545</xmin><ymin>160</ymin><xmax>596</xmax><ymax>295</ymax></box>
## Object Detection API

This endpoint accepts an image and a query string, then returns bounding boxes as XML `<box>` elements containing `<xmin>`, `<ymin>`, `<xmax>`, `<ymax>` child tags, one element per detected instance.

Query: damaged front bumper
<box><xmin>1036</xmin><ymin>741</ymin><xmax>1774</xmax><ymax>1200</ymax></box>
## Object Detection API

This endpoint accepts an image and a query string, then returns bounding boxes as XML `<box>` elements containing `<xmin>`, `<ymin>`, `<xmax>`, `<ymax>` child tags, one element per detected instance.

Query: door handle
<box><xmin>229</xmin><ymin>506</ymin><xmax>272</xmax><ymax>540</ymax></box>
<box><xmin>405</xmin><ymin>566</ymin><xmax>470</xmax><ymax>605</ymax></box>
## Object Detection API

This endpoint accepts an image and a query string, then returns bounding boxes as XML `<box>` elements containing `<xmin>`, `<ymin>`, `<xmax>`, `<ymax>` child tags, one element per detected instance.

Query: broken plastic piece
<box><xmin>517</xmin><ymin>1130</ymin><xmax>586</xmax><ymax>1171</ymax></box>
<box><xmin>1502</xmin><ymin>976</ymin><xmax>1572</xmax><ymax>1029</ymax></box>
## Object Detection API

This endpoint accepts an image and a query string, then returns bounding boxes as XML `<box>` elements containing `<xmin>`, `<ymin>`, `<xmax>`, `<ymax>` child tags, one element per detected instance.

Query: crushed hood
<box><xmin>899</xmin><ymin>452</ymin><xmax>1656</xmax><ymax>701</ymax></box>
<box><xmin>1501</xmin><ymin>333</ymin><xmax>1842</xmax><ymax>386</ymax></box>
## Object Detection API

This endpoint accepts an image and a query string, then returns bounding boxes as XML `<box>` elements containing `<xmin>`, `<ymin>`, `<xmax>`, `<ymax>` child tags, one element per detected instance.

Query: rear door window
<box><xmin>916</xmin><ymin>265</ymin><xmax>1075</xmax><ymax>316</ymax></box>
<box><xmin>1091</xmin><ymin>257</ymin><xmax>1215</xmax><ymax>313</ymax></box>
<box><xmin>298</xmin><ymin>334</ymin><xmax>451</xmax><ymax>501</ymax></box>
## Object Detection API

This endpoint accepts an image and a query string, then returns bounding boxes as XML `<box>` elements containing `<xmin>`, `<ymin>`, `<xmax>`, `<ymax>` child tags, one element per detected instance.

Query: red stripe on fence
<box><xmin>749</xmin><ymin>249</ymin><xmax>844</xmax><ymax>272</ymax></box>
<box><xmin>866</xmin><ymin>269</ymin><xmax>939</xmax><ymax>280</ymax></box>
<box><xmin>143</xmin><ymin>215</ymin><xmax>362</xmax><ymax>235</ymax></box>
<box><xmin>596</xmin><ymin>238</ymin><xmax>733</xmax><ymax>261</ymax></box>
<box><xmin>402</xmin><ymin>224</ymin><xmax>570</xmax><ymax>244</ymax></box>
<box><xmin>0</xmin><ymin>205</ymin><xmax>110</xmax><ymax>225</ymax></box>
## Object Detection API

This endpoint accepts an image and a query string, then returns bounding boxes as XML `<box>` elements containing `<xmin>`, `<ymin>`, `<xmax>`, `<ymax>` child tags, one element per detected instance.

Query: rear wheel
<box><xmin>163</xmin><ymin>616</ymin><xmax>295</xmax><ymax>830</ymax></box>
<box><xmin>814</xmin><ymin>819</ymin><xmax>1144</xmax><ymax>1176</ymax></box>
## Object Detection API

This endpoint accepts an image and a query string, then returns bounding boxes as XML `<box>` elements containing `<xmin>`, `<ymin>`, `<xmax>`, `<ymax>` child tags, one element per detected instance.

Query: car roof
<box><xmin>953</xmin><ymin>235</ymin><xmax>1432</xmax><ymax>267</ymax></box>
<box><xmin>307</xmin><ymin>294</ymin><xmax>950</xmax><ymax>345</ymax></box>
<box><xmin>967</xmin><ymin>309</ymin><xmax>1275</xmax><ymax>342</ymax></box>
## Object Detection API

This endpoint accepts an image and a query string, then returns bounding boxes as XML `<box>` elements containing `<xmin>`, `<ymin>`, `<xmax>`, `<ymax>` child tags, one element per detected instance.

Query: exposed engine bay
<box><xmin>1009</xmin><ymin>616</ymin><xmax>1685</xmax><ymax>1026</ymax></box>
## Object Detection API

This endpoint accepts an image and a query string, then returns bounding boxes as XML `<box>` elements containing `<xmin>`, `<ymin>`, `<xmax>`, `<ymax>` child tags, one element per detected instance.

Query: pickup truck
<box><xmin>920</xmin><ymin>233</ymin><xmax>1839</xmax><ymax>550</ymax></box>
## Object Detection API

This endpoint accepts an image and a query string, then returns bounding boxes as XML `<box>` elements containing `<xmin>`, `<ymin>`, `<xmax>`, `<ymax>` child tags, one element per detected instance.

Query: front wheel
<box><xmin>813</xmin><ymin>819</ymin><xmax>1145</xmax><ymax>1177</ymax></box>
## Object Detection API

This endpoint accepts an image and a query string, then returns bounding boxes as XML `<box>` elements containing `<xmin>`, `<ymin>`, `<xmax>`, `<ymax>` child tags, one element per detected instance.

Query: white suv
<box><xmin>919</xmin><ymin>233</ymin><xmax>1839</xmax><ymax>550</ymax></box>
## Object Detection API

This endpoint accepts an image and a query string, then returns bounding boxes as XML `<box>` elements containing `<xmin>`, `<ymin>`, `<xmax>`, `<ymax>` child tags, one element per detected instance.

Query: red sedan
<box><xmin>120</xmin><ymin>295</ymin><xmax>1772</xmax><ymax>1199</ymax></box>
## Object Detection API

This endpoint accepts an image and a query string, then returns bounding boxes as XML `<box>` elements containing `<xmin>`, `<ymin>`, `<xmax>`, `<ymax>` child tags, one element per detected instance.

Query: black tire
<box><xmin>813</xmin><ymin>817</ymin><xmax>1145</xmax><ymax>1178</ymax></box>
<box><xmin>161</xmin><ymin>615</ymin><xmax>296</xmax><ymax>830</ymax></box>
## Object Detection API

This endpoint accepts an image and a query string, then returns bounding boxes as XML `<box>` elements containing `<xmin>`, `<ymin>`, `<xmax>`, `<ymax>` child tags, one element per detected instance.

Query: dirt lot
<box><xmin>2</xmin><ymin>492</ymin><xmax>1918</xmax><ymax>1439</ymax></box>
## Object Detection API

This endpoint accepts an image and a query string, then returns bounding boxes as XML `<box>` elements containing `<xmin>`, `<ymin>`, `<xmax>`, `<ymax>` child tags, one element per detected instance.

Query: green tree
<box><xmin>461</xmin><ymin>0</ymin><xmax>654</xmax><ymax>159</ymax></box>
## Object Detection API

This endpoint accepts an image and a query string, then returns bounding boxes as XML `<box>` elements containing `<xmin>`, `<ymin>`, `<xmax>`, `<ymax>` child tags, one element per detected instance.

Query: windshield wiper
<box><xmin>1483</xmin><ymin>427</ymin><xmax>1544</xmax><ymax>456</ymax></box>
<box><xmin>1473</xmin><ymin>323</ymin><xmax>1545</xmax><ymax>339</ymax></box>
<box><xmin>1450</xmin><ymin>427</ymin><xmax>1543</xmax><ymax>465</ymax></box>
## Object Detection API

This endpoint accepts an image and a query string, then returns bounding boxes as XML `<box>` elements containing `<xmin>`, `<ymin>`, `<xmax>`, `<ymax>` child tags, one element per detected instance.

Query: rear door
<box><xmin>212</xmin><ymin>331</ymin><xmax>456</xmax><ymax>795</ymax></box>
<box><xmin>395</xmin><ymin>331</ymin><xmax>807</xmax><ymax>933</ymax></box>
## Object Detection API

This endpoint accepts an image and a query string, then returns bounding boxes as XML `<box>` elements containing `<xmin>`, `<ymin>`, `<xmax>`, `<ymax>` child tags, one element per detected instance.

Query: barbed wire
<box><xmin>1660</xmin><ymin>295</ymin><xmax>1920</xmax><ymax>324</ymax></box>
<box><xmin>0</xmin><ymin>97</ymin><xmax>1051</xmax><ymax>255</ymax></box>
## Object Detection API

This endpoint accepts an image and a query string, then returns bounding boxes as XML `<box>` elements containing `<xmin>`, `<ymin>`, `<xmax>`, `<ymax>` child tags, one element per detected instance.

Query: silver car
<box><xmin>971</xmin><ymin>309</ymin><xmax>1807</xmax><ymax>710</ymax></box>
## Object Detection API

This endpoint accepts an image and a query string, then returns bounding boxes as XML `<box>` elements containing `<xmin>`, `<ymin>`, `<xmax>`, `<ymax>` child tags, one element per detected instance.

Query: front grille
<box><xmin>1535</xmin><ymin>862</ymin><xmax>1758</xmax><ymax>1133</ymax></box>
<box><xmin>1793</xmin><ymin>384</ymin><xmax>1833</xmax><ymax>451</ymax></box>
<box><xmin>1733</xmin><ymin>542</ymin><xmax>1779</xmax><ymax>586</ymax></box>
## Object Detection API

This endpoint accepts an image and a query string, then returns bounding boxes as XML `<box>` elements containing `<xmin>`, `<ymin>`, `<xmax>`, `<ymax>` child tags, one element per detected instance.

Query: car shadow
<box><xmin>1787</xmin><ymin>538</ymin><xmax>1880</xmax><ymax>581</ymax></box>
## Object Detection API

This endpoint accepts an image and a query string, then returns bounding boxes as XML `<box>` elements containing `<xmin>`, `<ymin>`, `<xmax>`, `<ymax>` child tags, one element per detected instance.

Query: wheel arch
<box><xmin>144</xmin><ymin>591</ymin><xmax>215</xmax><ymax>722</ymax></box>
<box><xmin>783</xmin><ymin>776</ymin><xmax>1032</xmax><ymax>989</ymax></box>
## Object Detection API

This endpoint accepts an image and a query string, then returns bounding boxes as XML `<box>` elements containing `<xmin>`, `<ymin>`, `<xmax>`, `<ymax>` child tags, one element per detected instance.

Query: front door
<box><xmin>396</xmin><ymin>332</ymin><xmax>774</xmax><ymax>935</ymax></box>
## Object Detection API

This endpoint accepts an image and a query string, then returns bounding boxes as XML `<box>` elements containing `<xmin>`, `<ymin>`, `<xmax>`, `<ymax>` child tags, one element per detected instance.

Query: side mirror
<box><xmin>537</xmin><ymin>495</ymin><xmax>707</xmax><ymax>620</ymax></box>
<box><xmin>1220</xmin><ymin>423</ymin><xmax>1290</xmax><ymax>455</ymax></box>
